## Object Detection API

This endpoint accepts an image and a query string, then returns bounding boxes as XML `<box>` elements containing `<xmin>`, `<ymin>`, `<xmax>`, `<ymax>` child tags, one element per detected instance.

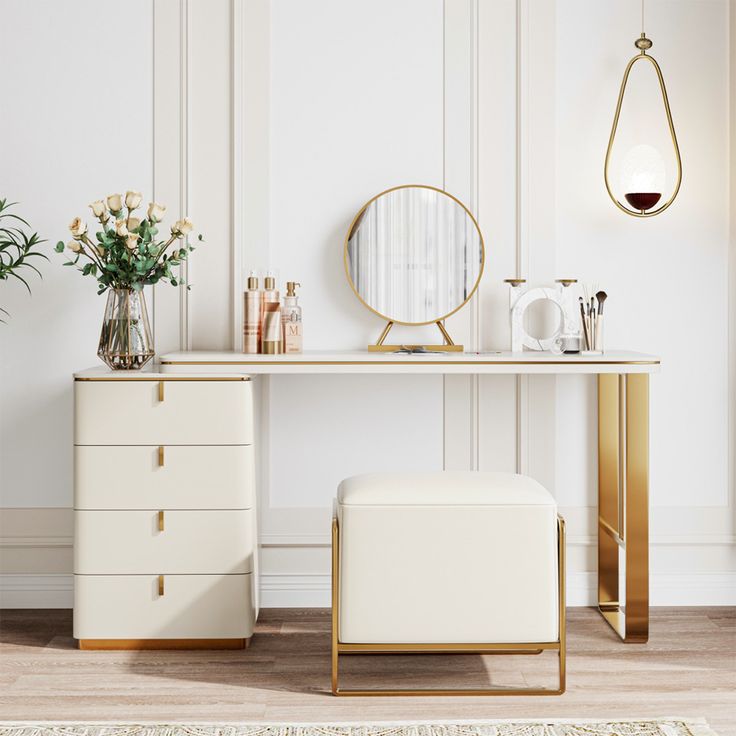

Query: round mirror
<box><xmin>344</xmin><ymin>185</ymin><xmax>485</xmax><ymax>326</ymax></box>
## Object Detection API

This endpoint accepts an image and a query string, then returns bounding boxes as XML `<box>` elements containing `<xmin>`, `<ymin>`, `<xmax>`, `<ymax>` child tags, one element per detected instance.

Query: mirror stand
<box><xmin>367</xmin><ymin>320</ymin><xmax>465</xmax><ymax>353</ymax></box>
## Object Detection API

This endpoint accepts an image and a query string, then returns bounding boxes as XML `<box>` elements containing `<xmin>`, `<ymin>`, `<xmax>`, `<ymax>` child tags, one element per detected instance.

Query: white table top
<box><xmin>152</xmin><ymin>350</ymin><xmax>661</xmax><ymax>375</ymax></box>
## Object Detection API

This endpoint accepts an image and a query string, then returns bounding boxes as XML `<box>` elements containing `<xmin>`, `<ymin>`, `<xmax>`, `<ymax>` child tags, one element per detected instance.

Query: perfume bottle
<box><xmin>282</xmin><ymin>281</ymin><xmax>302</xmax><ymax>354</ymax></box>
<box><xmin>242</xmin><ymin>271</ymin><xmax>262</xmax><ymax>354</ymax></box>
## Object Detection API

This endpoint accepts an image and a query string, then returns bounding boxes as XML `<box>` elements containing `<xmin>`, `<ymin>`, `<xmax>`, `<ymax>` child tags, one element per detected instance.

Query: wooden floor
<box><xmin>0</xmin><ymin>608</ymin><xmax>734</xmax><ymax>734</ymax></box>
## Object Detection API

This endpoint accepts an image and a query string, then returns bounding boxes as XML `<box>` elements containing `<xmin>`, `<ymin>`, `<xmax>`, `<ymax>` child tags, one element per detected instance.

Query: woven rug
<box><xmin>0</xmin><ymin>721</ymin><xmax>719</xmax><ymax>736</ymax></box>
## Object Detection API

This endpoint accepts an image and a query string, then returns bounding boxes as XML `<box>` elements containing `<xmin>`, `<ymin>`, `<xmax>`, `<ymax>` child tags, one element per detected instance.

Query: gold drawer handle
<box><xmin>158</xmin><ymin>381</ymin><xmax>164</xmax><ymax>402</ymax></box>
<box><xmin>158</xmin><ymin>575</ymin><xmax>165</xmax><ymax>596</ymax></box>
<box><xmin>158</xmin><ymin>446</ymin><xmax>165</xmax><ymax>467</ymax></box>
<box><xmin>158</xmin><ymin>510</ymin><xmax>165</xmax><ymax>532</ymax></box>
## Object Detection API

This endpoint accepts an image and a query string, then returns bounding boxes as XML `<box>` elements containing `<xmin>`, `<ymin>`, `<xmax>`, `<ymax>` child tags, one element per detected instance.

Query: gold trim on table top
<box><xmin>160</xmin><ymin>359</ymin><xmax>660</xmax><ymax>367</ymax></box>
<box><xmin>74</xmin><ymin>375</ymin><xmax>251</xmax><ymax>381</ymax></box>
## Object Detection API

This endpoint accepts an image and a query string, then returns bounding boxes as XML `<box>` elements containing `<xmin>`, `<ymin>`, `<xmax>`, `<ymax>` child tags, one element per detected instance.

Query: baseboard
<box><xmin>2</xmin><ymin>572</ymin><xmax>735</xmax><ymax>609</ymax></box>
<box><xmin>0</xmin><ymin>574</ymin><xmax>74</xmax><ymax>608</ymax></box>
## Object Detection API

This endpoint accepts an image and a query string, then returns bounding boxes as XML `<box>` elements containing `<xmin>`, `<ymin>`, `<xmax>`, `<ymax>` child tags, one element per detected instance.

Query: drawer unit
<box><xmin>73</xmin><ymin>373</ymin><xmax>258</xmax><ymax>650</ymax></box>
<box><xmin>74</xmin><ymin>378</ymin><xmax>253</xmax><ymax>445</ymax></box>
<box><xmin>74</xmin><ymin>574</ymin><xmax>254</xmax><ymax>640</ymax></box>
<box><xmin>75</xmin><ymin>445</ymin><xmax>255</xmax><ymax>510</ymax></box>
<box><xmin>75</xmin><ymin>509</ymin><xmax>254</xmax><ymax>574</ymax></box>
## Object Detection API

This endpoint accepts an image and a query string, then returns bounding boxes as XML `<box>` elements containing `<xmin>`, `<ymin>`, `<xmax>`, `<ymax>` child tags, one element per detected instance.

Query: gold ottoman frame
<box><xmin>331</xmin><ymin>514</ymin><xmax>566</xmax><ymax>696</ymax></box>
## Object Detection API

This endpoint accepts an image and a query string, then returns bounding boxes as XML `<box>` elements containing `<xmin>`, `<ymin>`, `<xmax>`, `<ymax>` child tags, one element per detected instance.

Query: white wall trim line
<box><xmin>2</xmin><ymin>572</ymin><xmax>735</xmax><ymax>610</ymax></box>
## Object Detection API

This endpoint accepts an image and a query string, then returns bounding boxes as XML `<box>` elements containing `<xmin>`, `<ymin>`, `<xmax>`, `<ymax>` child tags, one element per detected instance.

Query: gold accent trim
<box><xmin>160</xmin><ymin>359</ymin><xmax>660</xmax><ymax>367</ymax></box>
<box><xmin>158</xmin><ymin>511</ymin><xmax>165</xmax><ymax>532</ymax></box>
<box><xmin>158</xmin><ymin>380</ymin><xmax>164</xmax><ymax>401</ymax></box>
<box><xmin>330</xmin><ymin>515</ymin><xmax>566</xmax><ymax>696</ymax></box>
<box><xmin>158</xmin><ymin>446</ymin><xmax>165</xmax><ymax>467</ymax></box>
<box><xmin>74</xmin><ymin>376</ymin><xmax>251</xmax><ymax>381</ymax></box>
<box><xmin>343</xmin><ymin>184</ymin><xmax>486</xmax><ymax>327</ymax></box>
<box><xmin>158</xmin><ymin>574</ymin><xmax>164</xmax><ymax>596</ymax></box>
<box><xmin>597</xmin><ymin>374</ymin><xmax>649</xmax><ymax>642</ymax></box>
<box><xmin>78</xmin><ymin>638</ymin><xmax>248</xmax><ymax>650</ymax></box>
<box><xmin>604</xmin><ymin>40</ymin><xmax>682</xmax><ymax>218</ymax></box>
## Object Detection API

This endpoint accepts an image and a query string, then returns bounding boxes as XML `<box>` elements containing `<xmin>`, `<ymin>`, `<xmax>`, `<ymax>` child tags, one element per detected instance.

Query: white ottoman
<box><xmin>331</xmin><ymin>471</ymin><xmax>565</xmax><ymax>696</ymax></box>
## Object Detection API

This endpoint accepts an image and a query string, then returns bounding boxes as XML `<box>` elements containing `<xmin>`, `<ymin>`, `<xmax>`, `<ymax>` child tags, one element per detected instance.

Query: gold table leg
<box><xmin>598</xmin><ymin>374</ymin><xmax>649</xmax><ymax>643</ymax></box>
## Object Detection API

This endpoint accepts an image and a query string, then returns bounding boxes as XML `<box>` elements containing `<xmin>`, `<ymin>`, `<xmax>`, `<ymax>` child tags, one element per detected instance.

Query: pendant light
<box><xmin>604</xmin><ymin>0</ymin><xmax>682</xmax><ymax>217</ymax></box>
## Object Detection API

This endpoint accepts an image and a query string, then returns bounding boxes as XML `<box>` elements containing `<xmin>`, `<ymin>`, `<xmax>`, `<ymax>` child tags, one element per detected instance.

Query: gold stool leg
<box><xmin>331</xmin><ymin>517</ymin><xmax>339</xmax><ymax>695</ymax></box>
<box><xmin>597</xmin><ymin>374</ymin><xmax>649</xmax><ymax>643</ymax></box>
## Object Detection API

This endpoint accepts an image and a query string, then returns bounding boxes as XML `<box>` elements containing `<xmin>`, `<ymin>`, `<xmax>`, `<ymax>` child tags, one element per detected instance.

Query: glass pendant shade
<box><xmin>604</xmin><ymin>33</ymin><xmax>682</xmax><ymax>217</ymax></box>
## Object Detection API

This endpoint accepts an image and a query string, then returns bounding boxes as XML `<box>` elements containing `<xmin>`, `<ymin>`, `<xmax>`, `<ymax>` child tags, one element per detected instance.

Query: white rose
<box><xmin>89</xmin><ymin>200</ymin><xmax>108</xmax><ymax>219</ymax></box>
<box><xmin>127</xmin><ymin>217</ymin><xmax>141</xmax><ymax>232</ymax></box>
<box><xmin>69</xmin><ymin>217</ymin><xmax>87</xmax><ymax>238</ymax></box>
<box><xmin>171</xmin><ymin>217</ymin><xmax>194</xmax><ymax>237</ymax></box>
<box><xmin>115</xmin><ymin>220</ymin><xmax>129</xmax><ymax>237</ymax></box>
<box><xmin>125</xmin><ymin>190</ymin><xmax>143</xmax><ymax>210</ymax></box>
<box><xmin>147</xmin><ymin>201</ymin><xmax>166</xmax><ymax>223</ymax></box>
<box><xmin>107</xmin><ymin>193</ymin><xmax>123</xmax><ymax>213</ymax></box>
<box><xmin>67</xmin><ymin>240</ymin><xmax>82</xmax><ymax>253</ymax></box>
<box><xmin>125</xmin><ymin>233</ymin><xmax>139</xmax><ymax>251</ymax></box>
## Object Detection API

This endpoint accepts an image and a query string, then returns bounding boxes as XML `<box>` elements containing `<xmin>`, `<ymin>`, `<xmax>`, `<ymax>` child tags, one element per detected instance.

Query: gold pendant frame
<box><xmin>604</xmin><ymin>34</ymin><xmax>682</xmax><ymax>218</ymax></box>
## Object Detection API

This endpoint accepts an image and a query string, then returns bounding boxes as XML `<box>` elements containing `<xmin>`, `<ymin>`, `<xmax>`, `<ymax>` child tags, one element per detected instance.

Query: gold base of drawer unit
<box><xmin>78</xmin><ymin>638</ymin><xmax>250</xmax><ymax>650</ymax></box>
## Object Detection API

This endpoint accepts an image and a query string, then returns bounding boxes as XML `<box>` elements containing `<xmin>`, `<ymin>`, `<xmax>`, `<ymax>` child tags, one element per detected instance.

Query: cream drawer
<box><xmin>74</xmin><ymin>379</ymin><xmax>252</xmax><ymax>445</ymax></box>
<box><xmin>74</xmin><ymin>510</ymin><xmax>254</xmax><ymax>574</ymax></box>
<box><xmin>75</xmin><ymin>445</ymin><xmax>255</xmax><ymax>510</ymax></box>
<box><xmin>73</xmin><ymin>574</ymin><xmax>254</xmax><ymax>639</ymax></box>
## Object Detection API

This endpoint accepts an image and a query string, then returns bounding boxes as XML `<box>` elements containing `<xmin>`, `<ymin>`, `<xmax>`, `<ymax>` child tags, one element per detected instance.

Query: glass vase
<box><xmin>97</xmin><ymin>288</ymin><xmax>155</xmax><ymax>370</ymax></box>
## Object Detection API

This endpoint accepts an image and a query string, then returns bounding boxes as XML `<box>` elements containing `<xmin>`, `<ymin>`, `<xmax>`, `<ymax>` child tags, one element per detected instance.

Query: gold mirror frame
<box><xmin>604</xmin><ymin>34</ymin><xmax>682</xmax><ymax>218</ymax></box>
<box><xmin>344</xmin><ymin>184</ymin><xmax>486</xmax><ymax>352</ymax></box>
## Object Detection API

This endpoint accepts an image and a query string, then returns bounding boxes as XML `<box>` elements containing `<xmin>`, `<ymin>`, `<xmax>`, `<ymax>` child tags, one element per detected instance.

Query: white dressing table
<box><xmin>159</xmin><ymin>349</ymin><xmax>660</xmax><ymax>643</ymax></box>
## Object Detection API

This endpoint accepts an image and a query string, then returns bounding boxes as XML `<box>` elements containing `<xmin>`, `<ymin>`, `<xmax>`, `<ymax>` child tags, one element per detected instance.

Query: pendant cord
<box><xmin>641</xmin><ymin>0</ymin><xmax>645</xmax><ymax>34</ymax></box>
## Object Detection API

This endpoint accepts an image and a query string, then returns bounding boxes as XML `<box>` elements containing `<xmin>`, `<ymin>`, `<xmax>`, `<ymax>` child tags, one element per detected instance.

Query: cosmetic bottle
<box><xmin>263</xmin><ymin>272</ymin><xmax>279</xmax><ymax>306</ymax></box>
<box><xmin>261</xmin><ymin>302</ymin><xmax>283</xmax><ymax>354</ymax></box>
<box><xmin>242</xmin><ymin>271</ymin><xmax>262</xmax><ymax>354</ymax></box>
<box><xmin>282</xmin><ymin>281</ymin><xmax>302</xmax><ymax>354</ymax></box>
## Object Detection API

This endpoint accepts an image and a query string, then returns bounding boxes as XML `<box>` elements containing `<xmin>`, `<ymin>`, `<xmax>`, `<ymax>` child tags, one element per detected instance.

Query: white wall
<box><xmin>1</xmin><ymin>0</ymin><xmax>734</xmax><ymax>608</ymax></box>
<box><xmin>0</xmin><ymin>0</ymin><xmax>152</xmax><ymax>601</ymax></box>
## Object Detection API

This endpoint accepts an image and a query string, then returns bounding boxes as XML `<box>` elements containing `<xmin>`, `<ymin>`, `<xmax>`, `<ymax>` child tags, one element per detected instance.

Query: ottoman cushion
<box><xmin>337</xmin><ymin>471</ymin><xmax>559</xmax><ymax>644</ymax></box>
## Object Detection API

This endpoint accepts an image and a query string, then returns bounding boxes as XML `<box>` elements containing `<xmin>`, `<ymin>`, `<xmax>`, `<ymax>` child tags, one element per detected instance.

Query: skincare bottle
<box><xmin>260</xmin><ymin>272</ymin><xmax>280</xmax><ymax>354</ymax></box>
<box><xmin>242</xmin><ymin>271</ymin><xmax>262</xmax><ymax>354</ymax></box>
<box><xmin>261</xmin><ymin>302</ymin><xmax>283</xmax><ymax>354</ymax></box>
<box><xmin>282</xmin><ymin>281</ymin><xmax>303</xmax><ymax>354</ymax></box>
<box><xmin>263</xmin><ymin>272</ymin><xmax>279</xmax><ymax>306</ymax></box>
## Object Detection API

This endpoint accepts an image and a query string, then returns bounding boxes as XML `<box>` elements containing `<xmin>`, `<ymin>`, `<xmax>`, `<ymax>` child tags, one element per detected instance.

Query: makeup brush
<box><xmin>579</xmin><ymin>297</ymin><xmax>591</xmax><ymax>350</ymax></box>
<box><xmin>595</xmin><ymin>291</ymin><xmax>607</xmax><ymax>351</ymax></box>
<box><xmin>596</xmin><ymin>291</ymin><xmax>607</xmax><ymax>314</ymax></box>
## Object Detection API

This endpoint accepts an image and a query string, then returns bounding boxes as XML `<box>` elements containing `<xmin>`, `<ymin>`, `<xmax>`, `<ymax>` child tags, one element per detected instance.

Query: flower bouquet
<box><xmin>57</xmin><ymin>191</ymin><xmax>202</xmax><ymax>369</ymax></box>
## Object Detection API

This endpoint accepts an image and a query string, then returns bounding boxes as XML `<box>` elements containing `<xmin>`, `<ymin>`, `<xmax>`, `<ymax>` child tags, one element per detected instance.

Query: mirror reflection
<box><xmin>345</xmin><ymin>186</ymin><xmax>484</xmax><ymax>325</ymax></box>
